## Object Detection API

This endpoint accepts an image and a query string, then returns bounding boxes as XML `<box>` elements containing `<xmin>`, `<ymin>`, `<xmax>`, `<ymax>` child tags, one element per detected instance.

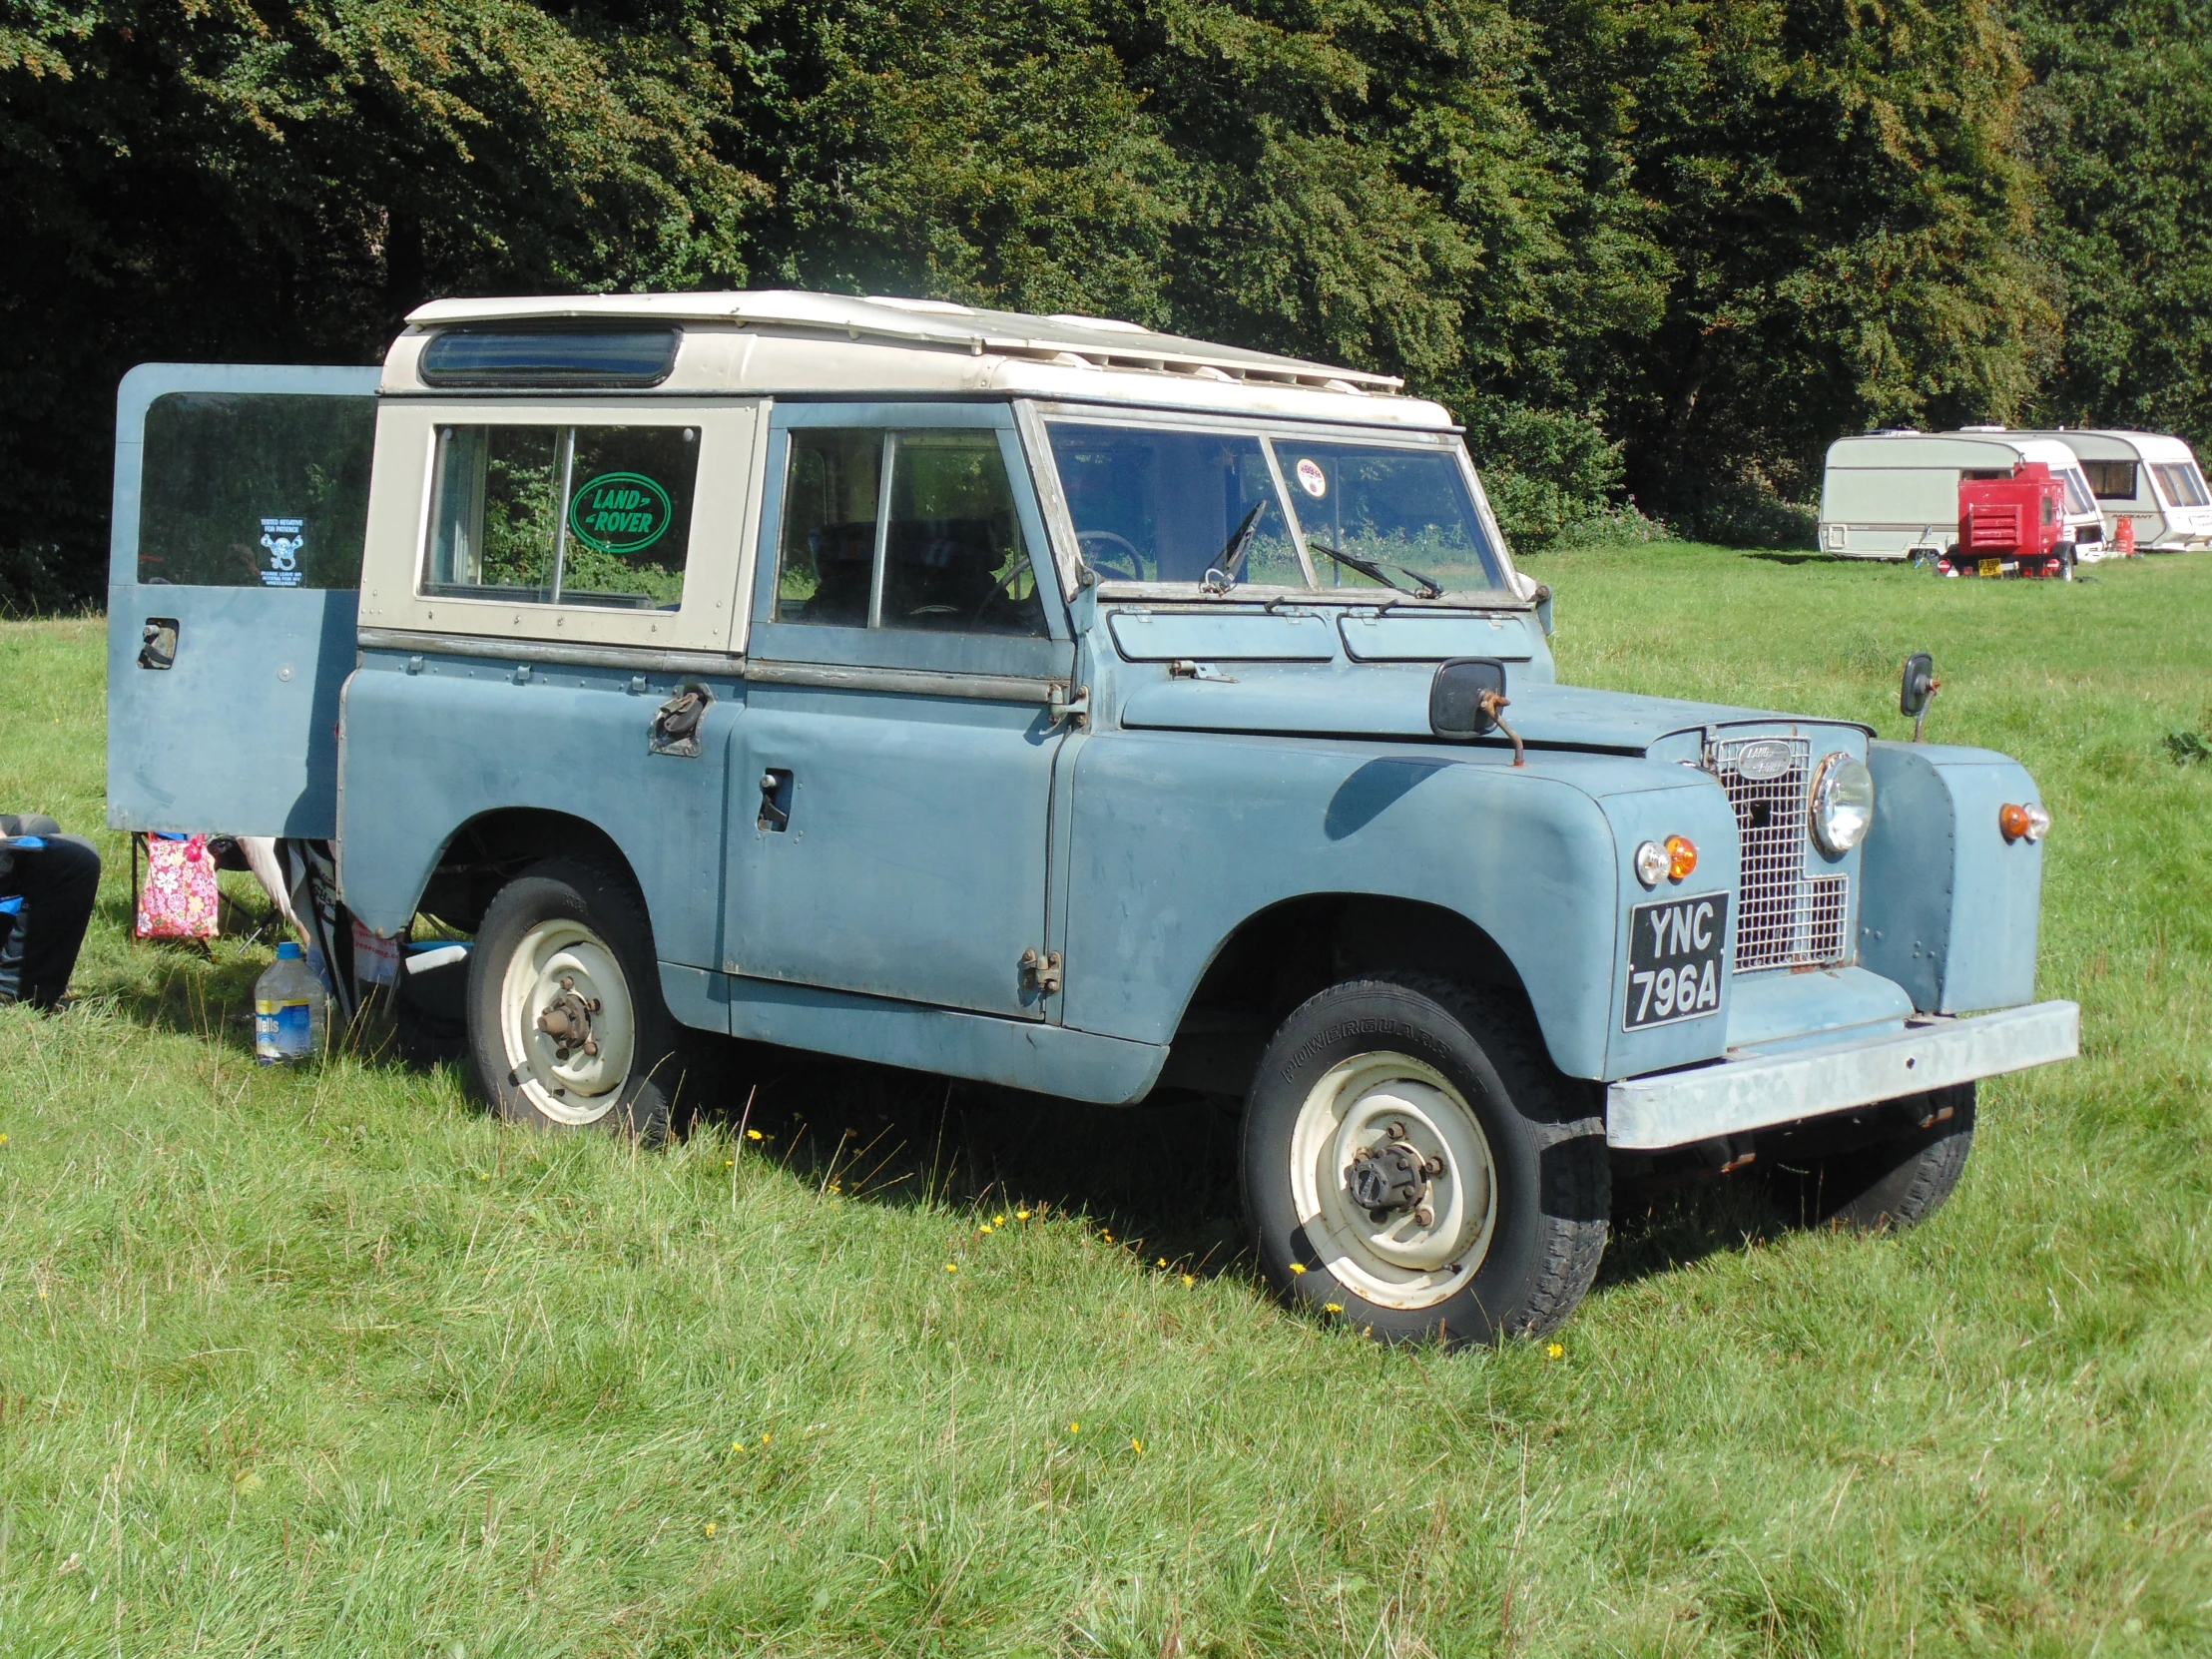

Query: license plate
<box><xmin>1978</xmin><ymin>557</ymin><xmax>2001</xmax><ymax>577</ymax></box>
<box><xmin>1624</xmin><ymin>892</ymin><xmax>1729</xmax><ymax>1030</ymax></box>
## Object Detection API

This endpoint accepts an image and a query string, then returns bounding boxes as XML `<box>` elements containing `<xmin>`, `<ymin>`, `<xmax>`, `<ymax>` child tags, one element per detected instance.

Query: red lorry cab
<box><xmin>1940</xmin><ymin>462</ymin><xmax>2072</xmax><ymax>579</ymax></box>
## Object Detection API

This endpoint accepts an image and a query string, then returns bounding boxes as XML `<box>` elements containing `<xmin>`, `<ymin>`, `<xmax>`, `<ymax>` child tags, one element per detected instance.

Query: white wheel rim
<box><xmin>1289</xmin><ymin>1051</ymin><xmax>1498</xmax><ymax>1311</ymax></box>
<box><xmin>498</xmin><ymin>919</ymin><xmax>637</xmax><ymax>1126</ymax></box>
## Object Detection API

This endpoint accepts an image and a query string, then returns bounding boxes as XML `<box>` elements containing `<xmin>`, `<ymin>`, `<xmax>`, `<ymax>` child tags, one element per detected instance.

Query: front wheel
<box><xmin>467</xmin><ymin>857</ymin><xmax>688</xmax><ymax>1144</ymax></box>
<box><xmin>1241</xmin><ymin>977</ymin><xmax>1609</xmax><ymax>1348</ymax></box>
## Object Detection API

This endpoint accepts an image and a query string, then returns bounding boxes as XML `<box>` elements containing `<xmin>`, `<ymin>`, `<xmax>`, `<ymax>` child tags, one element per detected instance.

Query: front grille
<box><xmin>1704</xmin><ymin>736</ymin><xmax>1851</xmax><ymax>971</ymax></box>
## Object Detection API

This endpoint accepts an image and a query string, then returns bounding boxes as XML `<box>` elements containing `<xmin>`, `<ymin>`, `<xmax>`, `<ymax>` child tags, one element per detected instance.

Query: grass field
<box><xmin>2</xmin><ymin>545</ymin><xmax>2208</xmax><ymax>1656</ymax></box>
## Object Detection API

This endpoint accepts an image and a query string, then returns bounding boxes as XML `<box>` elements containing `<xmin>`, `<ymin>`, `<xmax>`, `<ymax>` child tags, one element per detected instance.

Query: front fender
<box><xmin>1061</xmin><ymin>733</ymin><xmax>1742</xmax><ymax>1080</ymax></box>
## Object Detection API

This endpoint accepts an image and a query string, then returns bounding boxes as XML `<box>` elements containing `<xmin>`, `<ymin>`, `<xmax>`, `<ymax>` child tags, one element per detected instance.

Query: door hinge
<box><xmin>1019</xmin><ymin>947</ymin><xmax>1064</xmax><ymax>995</ymax></box>
<box><xmin>650</xmin><ymin>684</ymin><xmax>712</xmax><ymax>757</ymax></box>
<box><xmin>1048</xmin><ymin>683</ymin><xmax>1090</xmax><ymax>729</ymax></box>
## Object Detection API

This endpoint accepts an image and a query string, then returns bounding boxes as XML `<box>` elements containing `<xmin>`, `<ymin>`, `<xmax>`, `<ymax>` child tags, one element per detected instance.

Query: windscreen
<box><xmin>1045</xmin><ymin>424</ymin><xmax>1303</xmax><ymax>585</ymax></box>
<box><xmin>1045</xmin><ymin>421</ymin><xmax>1503</xmax><ymax>594</ymax></box>
<box><xmin>2152</xmin><ymin>461</ymin><xmax>2211</xmax><ymax>507</ymax></box>
<box><xmin>2059</xmin><ymin>468</ymin><xmax>2097</xmax><ymax>517</ymax></box>
<box><xmin>1271</xmin><ymin>439</ymin><xmax>1503</xmax><ymax>592</ymax></box>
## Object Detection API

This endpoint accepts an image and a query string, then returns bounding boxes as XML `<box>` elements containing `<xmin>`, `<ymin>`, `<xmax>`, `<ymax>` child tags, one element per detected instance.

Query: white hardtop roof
<box><xmin>405</xmin><ymin>290</ymin><xmax>1402</xmax><ymax>390</ymax></box>
<box><xmin>2004</xmin><ymin>428</ymin><xmax>2200</xmax><ymax>463</ymax></box>
<box><xmin>1827</xmin><ymin>430</ymin><xmax>2085</xmax><ymax>469</ymax></box>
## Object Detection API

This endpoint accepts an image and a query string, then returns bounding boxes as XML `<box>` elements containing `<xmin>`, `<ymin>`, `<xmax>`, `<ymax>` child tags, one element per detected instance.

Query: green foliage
<box><xmin>2015</xmin><ymin>0</ymin><xmax>2212</xmax><ymax>448</ymax></box>
<box><xmin>0</xmin><ymin>0</ymin><xmax>2205</xmax><ymax>593</ymax></box>
<box><xmin>6</xmin><ymin>549</ymin><xmax>2212</xmax><ymax>1650</ymax></box>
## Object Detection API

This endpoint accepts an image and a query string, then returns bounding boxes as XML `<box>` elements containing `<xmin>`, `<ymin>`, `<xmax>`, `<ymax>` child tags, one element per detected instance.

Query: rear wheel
<box><xmin>1241</xmin><ymin>976</ymin><xmax>1609</xmax><ymax>1348</ymax></box>
<box><xmin>467</xmin><ymin>857</ymin><xmax>687</xmax><ymax>1144</ymax></box>
<box><xmin>1765</xmin><ymin>1084</ymin><xmax>1975</xmax><ymax>1231</ymax></box>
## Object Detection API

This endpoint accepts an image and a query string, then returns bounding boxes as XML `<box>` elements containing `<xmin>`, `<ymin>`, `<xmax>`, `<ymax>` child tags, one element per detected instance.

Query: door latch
<box><xmin>649</xmin><ymin>684</ymin><xmax>711</xmax><ymax>757</ymax></box>
<box><xmin>1020</xmin><ymin>948</ymin><xmax>1064</xmax><ymax>995</ymax></box>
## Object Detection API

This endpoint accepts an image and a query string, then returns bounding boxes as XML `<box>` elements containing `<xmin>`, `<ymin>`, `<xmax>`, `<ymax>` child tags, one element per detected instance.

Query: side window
<box><xmin>424</xmin><ymin>424</ymin><xmax>699</xmax><ymax>609</ymax></box>
<box><xmin>777</xmin><ymin>430</ymin><xmax>881</xmax><ymax>625</ymax></box>
<box><xmin>776</xmin><ymin>428</ymin><xmax>1048</xmax><ymax>637</ymax></box>
<box><xmin>2081</xmin><ymin>459</ymin><xmax>2137</xmax><ymax>500</ymax></box>
<box><xmin>139</xmin><ymin>393</ymin><xmax>374</xmax><ymax>588</ymax></box>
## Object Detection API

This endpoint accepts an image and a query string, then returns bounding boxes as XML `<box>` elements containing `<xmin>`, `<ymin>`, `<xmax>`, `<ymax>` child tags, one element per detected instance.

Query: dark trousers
<box><xmin>0</xmin><ymin>816</ymin><xmax>102</xmax><ymax>1009</ymax></box>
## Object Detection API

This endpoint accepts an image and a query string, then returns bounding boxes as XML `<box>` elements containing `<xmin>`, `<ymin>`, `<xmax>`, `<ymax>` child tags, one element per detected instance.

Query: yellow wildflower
<box><xmin>746</xmin><ymin>1129</ymin><xmax>764</xmax><ymax>1141</ymax></box>
<box><xmin>978</xmin><ymin>1227</ymin><xmax>992</xmax><ymax>1237</ymax></box>
<box><xmin>1067</xmin><ymin>1421</ymin><xmax>1080</xmax><ymax>1435</ymax></box>
<box><xmin>993</xmin><ymin>1215</ymin><xmax>1006</xmax><ymax>1226</ymax></box>
<box><xmin>1131</xmin><ymin>1437</ymin><xmax>1144</xmax><ymax>1453</ymax></box>
<box><xmin>1289</xmin><ymin>1263</ymin><xmax>1307</xmax><ymax>1275</ymax></box>
<box><xmin>705</xmin><ymin>1521</ymin><xmax>717</xmax><ymax>1536</ymax></box>
<box><xmin>1324</xmin><ymin>1303</ymin><xmax>1344</xmax><ymax>1315</ymax></box>
<box><xmin>1157</xmin><ymin>1257</ymin><xmax>1168</xmax><ymax>1268</ymax></box>
<box><xmin>1181</xmin><ymin>1274</ymin><xmax>1195</xmax><ymax>1287</ymax></box>
<box><xmin>944</xmin><ymin>1263</ymin><xmax>958</xmax><ymax>1273</ymax></box>
<box><xmin>1016</xmin><ymin>1210</ymin><xmax>1031</xmax><ymax>1221</ymax></box>
<box><xmin>761</xmin><ymin>1433</ymin><xmax>771</xmax><ymax>1444</ymax></box>
<box><xmin>1545</xmin><ymin>1343</ymin><xmax>1565</xmax><ymax>1360</ymax></box>
<box><xmin>1101</xmin><ymin>1231</ymin><xmax>1114</xmax><ymax>1243</ymax></box>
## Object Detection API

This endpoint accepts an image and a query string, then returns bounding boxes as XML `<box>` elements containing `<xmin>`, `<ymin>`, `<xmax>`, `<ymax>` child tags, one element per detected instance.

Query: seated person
<box><xmin>0</xmin><ymin>814</ymin><xmax>102</xmax><ymax>1011</ymax></box>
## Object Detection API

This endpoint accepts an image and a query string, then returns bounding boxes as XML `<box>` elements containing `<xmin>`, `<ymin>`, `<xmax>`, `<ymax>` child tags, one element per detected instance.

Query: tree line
<box><xmin>0</xmin><ymin>0</ymin><xmax>2204</xmax><ymax>607</ymax></box>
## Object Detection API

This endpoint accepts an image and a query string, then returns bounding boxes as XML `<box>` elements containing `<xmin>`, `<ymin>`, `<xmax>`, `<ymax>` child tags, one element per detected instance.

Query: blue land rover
<box><xmin>107</xmin><ymin>292</ymin><xmax>2076</xmax><ymax>1345</ymax></box>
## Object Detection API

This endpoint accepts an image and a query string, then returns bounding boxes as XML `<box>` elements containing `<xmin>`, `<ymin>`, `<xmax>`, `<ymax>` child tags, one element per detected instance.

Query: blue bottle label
<box><xmin>255</xmin><ymin>998</ymin><xmax>314</xmax><ymax>1063</ymax></box>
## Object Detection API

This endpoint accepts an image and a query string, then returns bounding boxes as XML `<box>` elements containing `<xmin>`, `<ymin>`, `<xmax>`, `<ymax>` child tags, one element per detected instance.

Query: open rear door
<box><xmin>108</xmin><ymin>363</ymin><xmax>380</xmax><ymax>836</ymax></box>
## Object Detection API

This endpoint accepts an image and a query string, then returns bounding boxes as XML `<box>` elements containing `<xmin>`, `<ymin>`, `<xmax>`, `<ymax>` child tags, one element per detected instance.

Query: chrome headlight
<box><xmin>1808</xmin><ymin>753</ymin><xmax>1876</xmax><ymax>855</ymax></box>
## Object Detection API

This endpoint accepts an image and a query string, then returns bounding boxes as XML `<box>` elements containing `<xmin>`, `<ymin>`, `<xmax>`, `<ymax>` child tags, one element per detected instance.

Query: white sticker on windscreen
<box><xmin>1295</xmin><ymin>458</ymin><xmax>1327</xmax><ymax>498</ymax></box>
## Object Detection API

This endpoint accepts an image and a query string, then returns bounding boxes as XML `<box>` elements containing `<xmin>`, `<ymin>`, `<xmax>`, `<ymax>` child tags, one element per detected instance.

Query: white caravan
<box><xmin>1817</xmin><ymin>430</ymin><xmax>2105</xmax><ymax>561</ymax></box>
<box><xmin>2007</xmin><ymin>430</ymin><xmax>2212</xmax><ymax>551</ymax></box>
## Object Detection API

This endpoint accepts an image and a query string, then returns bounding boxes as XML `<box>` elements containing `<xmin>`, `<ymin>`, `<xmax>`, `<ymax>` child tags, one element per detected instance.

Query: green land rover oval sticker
<box><xmin>569</xmin><ymin>471</ymin><xmax>673</xmax><ymax>555</ymax></box>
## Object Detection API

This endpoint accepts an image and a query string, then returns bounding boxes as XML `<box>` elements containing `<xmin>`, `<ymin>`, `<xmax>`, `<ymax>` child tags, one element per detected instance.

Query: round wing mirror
<box><xmin>1430</xmin><ymin>658</ymin><xmax>1508</xmax><ymax>741</ymax></box>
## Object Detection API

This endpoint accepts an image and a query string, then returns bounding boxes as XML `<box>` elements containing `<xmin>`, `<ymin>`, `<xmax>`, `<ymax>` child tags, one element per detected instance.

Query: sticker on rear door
<box><xmin>1624</xmin><ymin>892</ymin><xmax>1729</xmax><ymax>1030</ymax></box>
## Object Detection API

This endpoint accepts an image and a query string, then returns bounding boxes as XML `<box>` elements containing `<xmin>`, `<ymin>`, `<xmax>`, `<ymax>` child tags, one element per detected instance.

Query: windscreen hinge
<box><xmin>1020</xmin><ymin>948</ymin><xmax>1064</xmax><ymax>996</ymax></box>
<box><xmin>1048</xmin><ymin>683</ymin><xmax>1091</xmax><ymax>729</ymax></box>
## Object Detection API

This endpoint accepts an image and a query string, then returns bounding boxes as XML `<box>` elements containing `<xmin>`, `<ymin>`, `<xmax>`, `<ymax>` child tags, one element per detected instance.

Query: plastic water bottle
<box><xmin>254</xmin><ymin>941</ymin><xmax>327</xmax><ymax>1064</ymax></box>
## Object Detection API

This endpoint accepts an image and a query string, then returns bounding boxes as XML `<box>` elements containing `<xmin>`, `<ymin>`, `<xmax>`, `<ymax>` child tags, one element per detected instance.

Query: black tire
<box><xmin>1765</xmin><ymin>1083</ymin><xmax>1975</xmax><ymax>1232</ymax></box>
<box><xmin>1241</xmin><ymin>976</ymin><xmax>1609</xmax><ymax>1348</ymax></box>
<box><xmin>466</xmin><ymin>856</ymin><xmax>687</xmax><ymax>1144</ymax></box>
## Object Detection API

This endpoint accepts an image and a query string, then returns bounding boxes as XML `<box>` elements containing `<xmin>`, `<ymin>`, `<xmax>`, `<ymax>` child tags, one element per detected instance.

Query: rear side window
<box><xmin>138</xmin><ymin>393</ymin><xmax>374</xmax><ymax>588</ymax></box>
<box><xmin>423</xmin><ymin>424</ymin><xmax>699</xmax><ymax>609</ymax></box>
<box><xmin>776</xmin><ymin>429</ymin><xmax>1048</xmax><ymax>636</ymax></box>
<box><xmin>2080</xmin><ymin>459</ymin><xmax>2138</xmax><ymax>499</ymax></box>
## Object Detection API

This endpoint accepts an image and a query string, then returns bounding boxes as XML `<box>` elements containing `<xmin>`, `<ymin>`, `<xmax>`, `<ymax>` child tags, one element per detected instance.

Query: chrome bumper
<box><xmin>1606</xmin><ymin>999</ymin><xmax>2079</xmax><ymax>1150</ymax></box>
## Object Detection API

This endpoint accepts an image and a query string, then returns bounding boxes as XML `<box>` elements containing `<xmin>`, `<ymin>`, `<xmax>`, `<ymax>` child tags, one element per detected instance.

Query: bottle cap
<box><xmin>276</xmin><ymin>941</ymin><xmax>302</xmax><ymax>960</ymax></box>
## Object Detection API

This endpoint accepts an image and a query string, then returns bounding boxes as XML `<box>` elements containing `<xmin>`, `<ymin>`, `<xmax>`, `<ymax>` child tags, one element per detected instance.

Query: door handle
<box><xmin>757</xmin><ymin>769</ymin><xmax>793</xmax><ymax>831</ymax></box>
<box><xmin>140</xmin><ymin>617</ymin><xmax>178</xmax><ymax>671</ymax></box>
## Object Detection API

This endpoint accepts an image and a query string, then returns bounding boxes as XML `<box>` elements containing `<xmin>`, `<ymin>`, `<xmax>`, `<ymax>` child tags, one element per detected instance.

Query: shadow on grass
<box><xmin>692</xmin><ymin>1047</ymin><xmax>1253</xmax><ymax>1279</ymax></box>
<box><xmin>1595</xmin><ymin>1172</ymin><xmax>1787</xmax><ymax>1291</ymax></box>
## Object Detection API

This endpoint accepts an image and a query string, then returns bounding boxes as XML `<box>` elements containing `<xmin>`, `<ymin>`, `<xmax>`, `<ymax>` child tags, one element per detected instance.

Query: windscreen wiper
<box><xmin>1201</xmin><ymin>502</ymin><xmax>1269</xmax><ymax>594</ymax></box>
<box><xmin>1306</xmin><ymin>540</ymin><xmax>1442</xmax><ymax>599</ymax></box>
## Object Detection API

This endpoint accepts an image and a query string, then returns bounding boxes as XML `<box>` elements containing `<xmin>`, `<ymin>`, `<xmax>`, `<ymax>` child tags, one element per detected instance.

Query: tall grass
<box><xmin>1</xmin><ymin>548</ymin><xmax>2207</xmax><ymax>1656</ymax></box>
